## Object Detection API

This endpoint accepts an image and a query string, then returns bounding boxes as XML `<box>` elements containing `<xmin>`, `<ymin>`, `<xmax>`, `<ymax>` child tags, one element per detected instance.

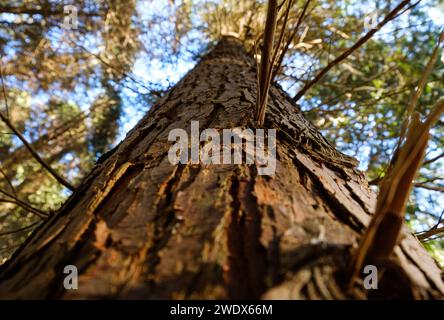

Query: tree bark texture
<box><xmin>0</xmin><ymin>37</ymin><xmax>443</xmax><ymax>299</ymax></box>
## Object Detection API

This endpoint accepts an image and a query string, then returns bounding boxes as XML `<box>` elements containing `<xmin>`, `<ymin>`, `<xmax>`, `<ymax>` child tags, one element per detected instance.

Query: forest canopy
<box><xmin>0</xmin><ymin>0</ymin><xmax>443</xmax><ymax>267</ymax></box>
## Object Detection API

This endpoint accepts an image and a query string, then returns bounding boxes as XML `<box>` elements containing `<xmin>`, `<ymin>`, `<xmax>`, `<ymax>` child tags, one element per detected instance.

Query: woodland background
<box><xmin>0</xmin><ymin>0</ymin><xmax>443</xmax><ymax>266</ymax></box>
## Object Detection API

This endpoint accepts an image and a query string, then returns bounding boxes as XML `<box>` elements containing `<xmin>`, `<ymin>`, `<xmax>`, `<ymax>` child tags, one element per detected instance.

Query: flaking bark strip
<box><xmin>46</xmin><ymin>216</ymin><xmax>100</xmax><ymax>299</ymax></box>
<box><xmin>225</xmin><ymin>167</ymin><xmax>268</xmax><ymax>299</ymax></box>
<box><xmin>238</xmin><ymin>167</ymin><xmax>268</xmax><ymax>297</ymax></box>
<box><xmin>144</xmin><ymin>165</ymin><xmax>185</xmax><ymax>285</ymax></box>
<box><xmin>225</xmin><ymin>170</ymin><xmax>247</xmax><ymax>298</ymax></box>
<box><xmin>343</xmin><ymin>182</ymin><xmax>373</xmax><ymax>215</ymax></box>
<box><xmin>91</xmin><ymin>163</ymin><xmax>143</xmax><ymax>215</ymax></box>
<box><xmin>292</xmin><ymin>157</ymin><xmax>364</xmax><ymax>232</ymax></box>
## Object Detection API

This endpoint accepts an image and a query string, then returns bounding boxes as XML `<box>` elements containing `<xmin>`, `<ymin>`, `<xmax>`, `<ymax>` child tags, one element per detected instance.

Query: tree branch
<box><xmin>0</xmin><ymin>165</ymin><xmax>17</xmax><ymax>197</ymax></box>
<box><xmin>293</xmin><ymin>0</ymin><xmax>416</xmax><ymax>102</ymax></box>
<box><xmin>0</xmin><ymin>66</ymin><xmax>9</xmax><ymax>118</ymax></box>
<box><xmin>270</xmin><ymin>0</ymin><xmax>294</xmax><ymax>77</ymax></box>
<box><xmin>417</xmin><ymin>226</ymin><xmax>444</xmax><ymax>241</ymax></box>
<box><xmin>398</xmin><ymin>29</ymin><xmax>444</xmax><ymax>144</ymax></box>
<box><xmin>0</xmin><ymin>84</ymin><xmax>75</xmax><ymax>191</ymax></box>
<box><xmin>0</xmin><ymin>221</ymin><xmax>42</xmax><ymax>237</ymax></box>
<box><xmin>414</xmin><ymin>183</ymin><xmax>444</xmax><ymax>192</ymax></box>
<box><xmin>273</xmin><ymin>0</ymin><xmax>311</xmax><ymax>79</ymax></box>
<box><xmin>423</xmin><ymin>152</ymin><xmax>444</xmax><ymax>166</ymax></box>
<box><xmin>0</xmin><ymin>188</ymin><xmax>48</xmax><ymax>219</ymax></box>
<box><xmin>254</xmin><ymin>0</ymin><xmax>279</xmax><ymax>125</ymax></box>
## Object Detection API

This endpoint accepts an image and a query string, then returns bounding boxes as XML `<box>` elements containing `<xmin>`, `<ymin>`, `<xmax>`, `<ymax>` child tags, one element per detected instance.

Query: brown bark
<box><xmin>0</xmin><ymin>37</ymin><xmax>443</xmax><ymax>299</ymax></box>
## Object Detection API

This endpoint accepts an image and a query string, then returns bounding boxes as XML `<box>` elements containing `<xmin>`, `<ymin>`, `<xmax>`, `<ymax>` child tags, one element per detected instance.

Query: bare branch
<box><xmin>423</xmin><ymin>152</ymin><xmax>444</xmax><ymax>166</ymax></box>
<box><xmin>69</xmin><ymin>38</ymin><xmax>156</xmax><ymax>94</ymax></box>
<box><xmin>417</xmin><ymin>226</ymin><xmax>444</xmax><ymax>241</ymax></box>
<box><xmin>0</xmin><ymin>83</ymin><xmax>75</xmax><ymax>191</ymax></box>
<box><xmin>414</xmin><ymin>183</ymin><xmax>444</xmax><ymax>192</ymax></box>
<box><xmin>0</xmin><ymin>188</ymin><xmax>48</xmax><ymax>219</ymax></box>
<box><xmin>270</xmin><ymin>0</ymin><xmax>294</xmax><ymax>77</ymax></box>
<box><xmin>273</xmin><ymin>0</ymin><xmax>312</xmax><ymax>79</ymax></box>
<box><xmin>0</xmin><ymin>65</ymin><xmax>9</xmax><ymax>118</ymax></box>
<box><xmin>0</xmin><ymin>165</ymin><xmax>17</xmax><ymax>197</ymax></box>
<box><xmin>0</xmin><ymin>220</ymin><xmax>41</xmax><ymax>237</ymax></box>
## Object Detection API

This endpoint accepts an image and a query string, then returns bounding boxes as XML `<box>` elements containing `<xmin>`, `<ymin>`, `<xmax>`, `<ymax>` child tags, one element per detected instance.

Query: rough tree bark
<box><xmin>0</xmin><ymin>37</ymin><xmax>443</xmax><ymax>299</ymax></box>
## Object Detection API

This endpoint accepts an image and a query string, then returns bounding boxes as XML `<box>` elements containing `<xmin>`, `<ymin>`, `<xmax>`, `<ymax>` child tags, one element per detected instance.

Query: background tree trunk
<box><xmin>1</xmin><ymin>37</ymin><xmax>443</xmax><ymax>299</ymax></box>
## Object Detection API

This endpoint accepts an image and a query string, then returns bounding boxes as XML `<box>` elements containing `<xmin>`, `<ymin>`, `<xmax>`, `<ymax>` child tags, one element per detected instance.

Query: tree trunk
<box><xmin>1</xmin><ymin>37</ymin><xmax>443</xmax><ymax>299</ymax></box>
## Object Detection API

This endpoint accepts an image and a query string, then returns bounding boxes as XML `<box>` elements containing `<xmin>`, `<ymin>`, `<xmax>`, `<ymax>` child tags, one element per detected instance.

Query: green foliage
<box><xmin>90</xmin><ymin>84</ymin><xmax>122</xmax><ymax>157</ymax></box>
<box><xmin>423</xmin><ymin>240</ymin><xmax>444</xmax><ymax>267</ymax></box>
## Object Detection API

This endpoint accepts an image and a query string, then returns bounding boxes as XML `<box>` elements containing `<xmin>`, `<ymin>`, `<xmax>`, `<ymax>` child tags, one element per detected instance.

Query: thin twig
<box><xmin>427</xmin><ymin>208</ymin><xmax>444</xmax><ymax>231</ymax></box>
<box><xmin>0</xmin><ymin>188</ymin><xmax>48</xmax><ymax>219</ymax></box>
<box><xmin>0</xmin><ymin>198</ymin><xmax>47</xmax><ymax>219</ymax></box>
<box><xmin>414</xmin><ymin>184</ymin><xmax>444</xmax><ymax>192</ymax></box>
<box><xmin>0</xmin><ymin>65</ymin><xmax>9</xmax><ymax>118</ymax></box>
<box><xmin>0</xmin><ymin>165</ymin><xmax>17</xmax><ymax>197</ymax></box>
<box><xmin>392</xmin><ymin>0</ymin><xmax>421</xmax><ymax>20</ymax></box>
<box><xmin>69</xmin><ymin>38</ymin><xmax>155</xmax><ymax>93</ymax></box>
<box><xmin>0</xmin><ymin>84</ymin><xmax>75</xmax><ymax>191</ymax></box>
<box><xmin>273</xmin><ymin>0</ymin><xmax>312</xmax><ymax>79</ymax></box>
<box><xmin>417</xmin><ymin>226</ymin><xmax>444</xmax><ymax>241</ymax></box>
<box><xmin>423</xmin><ymin>152</ymin><xmax>444</xmax><ymax>165</ymax></box>
<box><xmin>254</xmin><ymin>39</ymin><xmax>261</xmax><ymax>115</ymax></box>
<box><xmin>0</xmin><ymin>220</ymin><xmax>41</xmax><ymax>237</ymax></box>
<box><xmin>258</xmin><ymin>0</ymin><xmax>294</xmax><ymax>123</ymax></box>
<box><xmin>270</xmin><ymin>0</ymin><xmax>294</xmax><ymax>78</ymax></box>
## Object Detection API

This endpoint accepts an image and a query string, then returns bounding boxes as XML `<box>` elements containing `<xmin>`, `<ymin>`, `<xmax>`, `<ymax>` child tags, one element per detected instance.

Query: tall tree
<box><xmin>1</xmin><ymin>37</ymin><xmax>443</xmax><ymax>299</ymax></box>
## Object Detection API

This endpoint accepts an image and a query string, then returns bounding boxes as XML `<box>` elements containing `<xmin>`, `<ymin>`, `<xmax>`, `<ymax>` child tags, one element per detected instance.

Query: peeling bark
<box><xmin>0</xmin><ymin>37</ymin><xmax>443</xmax><ymax>299</ymax></box>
